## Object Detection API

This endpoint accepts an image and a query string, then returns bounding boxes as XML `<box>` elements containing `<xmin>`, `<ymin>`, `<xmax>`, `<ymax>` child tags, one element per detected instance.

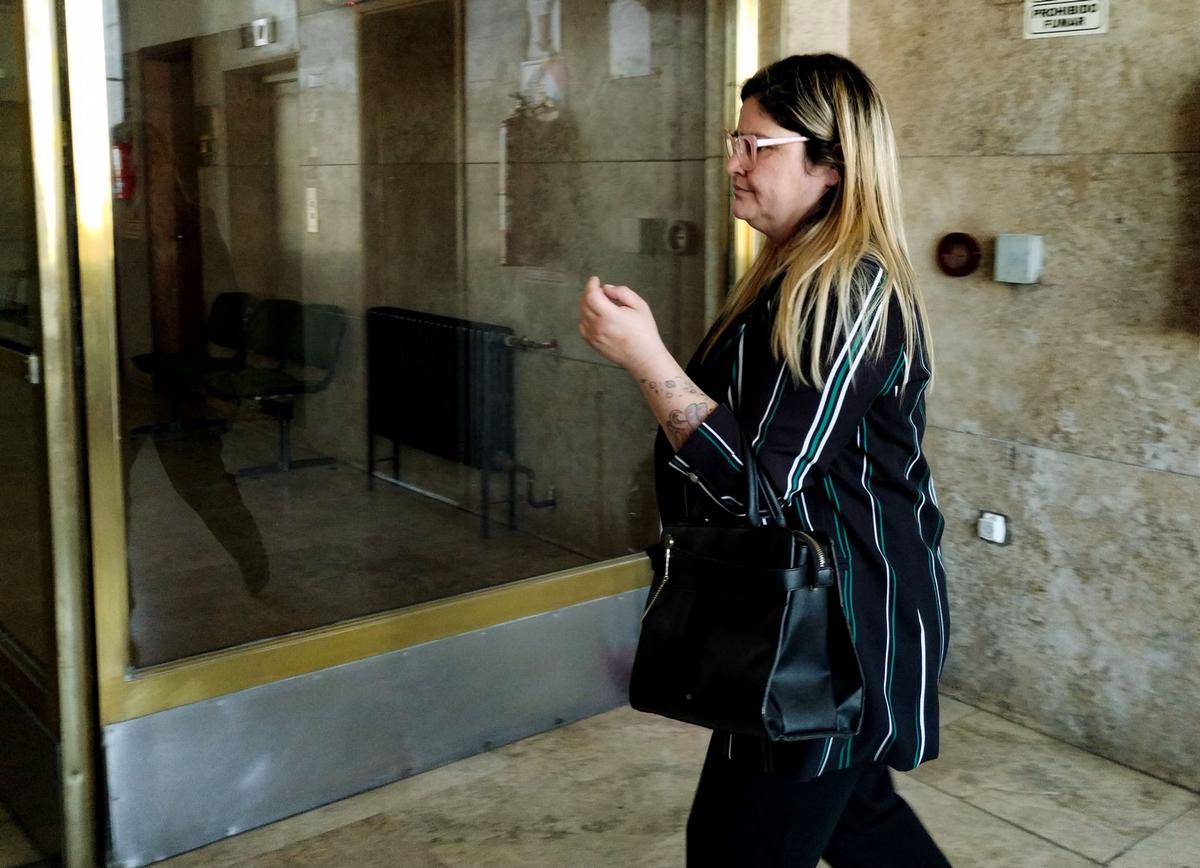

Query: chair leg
<box><xmin>366</xmin><ymin>434</ymin><xmax>401</xmax><ymax>489</ymax></box>
<box><xmin>480</xmin><ymin>458</ymin><xmax>490</xmax><ymax>539</ymax></box>
<box><xmin>367</xmin><ymin>432</ymin><xmax>375</xmax><ymax>490</ymax></box>
<box><xmin>508</xmin><ymin>460</ymin><xmax>517</xmax><ymax>531</ymax></box>
<box><xmin>130</xmin><ymin>383</ymin><xmax>226</xmax><ymax>437</ymax></box>
<box><xmin>279</xmin><ymin>415</ymin><xmax>292</xmax><ymax>471</ymax></box>
<box><xmin>236</xmin><ymin>399</ymin><xmax>335</xmax><ymax>478</ymax></box>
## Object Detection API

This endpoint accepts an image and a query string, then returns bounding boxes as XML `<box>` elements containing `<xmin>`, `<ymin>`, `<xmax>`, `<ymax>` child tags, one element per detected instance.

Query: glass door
<box><xmin>83</xmin><ymin>0</ymin><xmax>737</xmax><ymax>724</ymax></box>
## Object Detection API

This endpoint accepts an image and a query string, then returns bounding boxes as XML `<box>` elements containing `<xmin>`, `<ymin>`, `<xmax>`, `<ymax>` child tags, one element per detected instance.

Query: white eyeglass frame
<box><xmin>724</xmin><ymin>131</ymin><xmax>810</xmax><ymax>170</ymax></box>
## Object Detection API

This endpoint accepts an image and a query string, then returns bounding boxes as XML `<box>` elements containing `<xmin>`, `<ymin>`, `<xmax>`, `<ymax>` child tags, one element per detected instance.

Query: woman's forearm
<box><xmin>628</xmin><ymin>349</ymin><xmax>720</xmax><ymax>452</ymax></box>
<box><xmin>575</xmin><ymin>277</ymin><xmax>718</xmax><ymax>449</ymax></box>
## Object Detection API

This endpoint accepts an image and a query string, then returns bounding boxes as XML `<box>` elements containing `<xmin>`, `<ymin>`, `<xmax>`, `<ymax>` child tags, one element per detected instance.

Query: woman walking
<box><xmin>580</xmin><ymin>53</ymin><xmax>951</xmax><ymax>866</ymax></box>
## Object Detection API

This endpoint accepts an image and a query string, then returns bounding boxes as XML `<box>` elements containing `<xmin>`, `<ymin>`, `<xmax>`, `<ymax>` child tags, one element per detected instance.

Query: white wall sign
<box><xmin>1024</xmin><ymin>0</ymin><xmax>1108</xmax><ymax>39</ymax></box>
<box><xmin>610</xmin><ymin>0</ymin><xmax>651</xmax><ymax>78</ymax></box>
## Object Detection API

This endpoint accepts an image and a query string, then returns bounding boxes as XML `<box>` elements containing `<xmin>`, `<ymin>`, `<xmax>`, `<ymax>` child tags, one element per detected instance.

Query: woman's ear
<box><xmin>826</xmin><ymin>143</ymin><xmax>843</xmax><ymax>187</ymax></box>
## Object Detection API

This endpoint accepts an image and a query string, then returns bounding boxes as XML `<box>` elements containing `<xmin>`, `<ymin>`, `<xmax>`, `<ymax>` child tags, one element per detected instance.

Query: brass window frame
<box><xmin>66</xmin><ymin>0</ymin><xmax>758</xmax><ymax>728</ymax></box>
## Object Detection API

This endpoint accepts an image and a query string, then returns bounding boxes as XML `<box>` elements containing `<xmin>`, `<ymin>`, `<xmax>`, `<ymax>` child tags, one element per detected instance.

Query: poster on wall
<box><xmin>500</xmin><ymin>0</ymin><xmax>573</xmax><ymax>266</ymax></box>
<box><xmin>1024</xmin><ymin>0</ymin><xmax>1108</xmax><ymax>39</ymax></box>
<box><xmin>610</xmin><ymin>0</ymin><xmax>651</xmax><ymax>78</ymax></box>
<box><xmin>519</xmin><ymin>0</ymin><xmax>566</xmax><ymax>113</ymax></box>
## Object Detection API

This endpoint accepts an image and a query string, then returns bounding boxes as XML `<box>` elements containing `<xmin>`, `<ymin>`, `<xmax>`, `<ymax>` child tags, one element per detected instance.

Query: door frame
<box><xmin>24</xmin><ymin>0</ymin><xmax>98</xmax><ymax>865</ymax></box>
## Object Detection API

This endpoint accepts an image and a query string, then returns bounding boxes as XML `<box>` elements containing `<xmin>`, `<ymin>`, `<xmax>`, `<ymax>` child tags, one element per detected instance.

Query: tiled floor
<box><xmin>148</xmin><ymin>696</ymin><xmax>1200</xmax><ymax>868</ymax></box>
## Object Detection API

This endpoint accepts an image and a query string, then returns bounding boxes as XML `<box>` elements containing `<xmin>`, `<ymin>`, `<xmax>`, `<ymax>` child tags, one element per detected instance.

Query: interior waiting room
<box><xmin>1</xmin><ymin>0</ymin><xmax>1198</xmax><ymax>865</ymax></box>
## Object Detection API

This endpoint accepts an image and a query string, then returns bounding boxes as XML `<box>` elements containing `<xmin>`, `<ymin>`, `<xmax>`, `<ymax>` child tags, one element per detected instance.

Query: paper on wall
<box><xmin>609</xmin><ymin>0</ymin><xmax>651</xmax><ymax>78</ymax></box>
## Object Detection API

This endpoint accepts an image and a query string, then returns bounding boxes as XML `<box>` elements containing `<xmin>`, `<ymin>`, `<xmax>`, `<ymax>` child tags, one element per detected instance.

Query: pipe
<box><xmin>510</xmin><ymin>463</ymin><xmax>556</xmax><ymax>509</ymax></box>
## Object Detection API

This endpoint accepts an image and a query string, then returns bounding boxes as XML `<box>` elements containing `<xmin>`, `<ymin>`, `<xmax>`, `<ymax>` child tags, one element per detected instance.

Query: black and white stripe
<box><xmin>653</xmin><ymin>261</ymin><xmax>950</xmax><ymax>781</ymax></box>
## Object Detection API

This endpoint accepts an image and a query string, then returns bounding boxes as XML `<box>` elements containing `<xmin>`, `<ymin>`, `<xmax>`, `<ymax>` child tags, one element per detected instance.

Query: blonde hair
<box><xmin>706</xmin><ymin>54</ymin><xmax>933</xmax><ymax>389</ymax></box>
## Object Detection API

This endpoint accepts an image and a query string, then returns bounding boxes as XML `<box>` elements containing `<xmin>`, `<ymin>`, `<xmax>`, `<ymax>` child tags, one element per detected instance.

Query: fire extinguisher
<box><xmin>111</xmin><ymin>124</ymin><xmax>135</xmax><ymax>200</ymax></box>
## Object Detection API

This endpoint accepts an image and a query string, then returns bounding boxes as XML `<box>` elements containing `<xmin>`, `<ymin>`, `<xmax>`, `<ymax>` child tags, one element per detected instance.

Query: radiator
<box><xmin>366</xmin><ymin>307</ymin><xmax>516</xmax><ymax>536</ymax></box>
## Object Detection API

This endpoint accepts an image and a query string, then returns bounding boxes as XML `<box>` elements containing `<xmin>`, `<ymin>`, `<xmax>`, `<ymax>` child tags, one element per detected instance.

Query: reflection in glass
<box><xmin>0</xmin><ymin>1</ymin><xmax>67</xmax><ymax>859</ymax></box>
<box><xmin>108</xmin><ymin>0</ymin><xmax>716</xmax><ymax>666</ymax></box>
<box><xmin>0</xmin><ymin>2</ymin><xmax>40</xmax><ymax>351</ymax></box>
<box><xmin>0</xmin><ymin>0</ymin><xmax>53</xmax><ymax>681</ymax></box>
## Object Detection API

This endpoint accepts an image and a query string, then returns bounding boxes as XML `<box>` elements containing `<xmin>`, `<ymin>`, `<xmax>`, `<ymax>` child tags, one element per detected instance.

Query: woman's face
<box><xmin>726</xmin><ymin>95</ymin><xmax>840</xmax><ymax>244</ymax></box>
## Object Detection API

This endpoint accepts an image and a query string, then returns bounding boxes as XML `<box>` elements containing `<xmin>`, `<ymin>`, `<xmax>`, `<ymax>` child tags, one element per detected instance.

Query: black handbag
<box><xmin>629</xmin><ymin>428</ymin><xmax>865</xmax><ymax>742</ymax></box>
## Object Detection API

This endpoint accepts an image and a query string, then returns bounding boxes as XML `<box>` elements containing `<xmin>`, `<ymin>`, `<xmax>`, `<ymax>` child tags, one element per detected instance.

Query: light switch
<box><xmin>977</xmin><ymin>511</ymin><xmax>1008</xmax><ymax>545</ymax></box>
<box><xmin>305</xmin><ymin>187</ymin><xmax>319</xmax><ymax>234</ymax></box>
<box><xmin>994</xmin><ymin>234</ymin><xmax>1043</xmax><ymax>284</ymax></box>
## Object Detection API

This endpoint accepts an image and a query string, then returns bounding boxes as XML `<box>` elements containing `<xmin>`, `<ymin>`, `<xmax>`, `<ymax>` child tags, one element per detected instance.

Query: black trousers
<box><xmin>687</xmin><ymin>736</ymin><xmax>952</xmax><ymax>868</ymax></box>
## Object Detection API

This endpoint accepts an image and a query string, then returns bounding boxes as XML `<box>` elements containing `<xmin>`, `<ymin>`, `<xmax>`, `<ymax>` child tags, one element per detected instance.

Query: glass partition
<box><xmin>104</xmin><ymin>0</ymin><xmax>725</xmax><ymax>667</ymax></box>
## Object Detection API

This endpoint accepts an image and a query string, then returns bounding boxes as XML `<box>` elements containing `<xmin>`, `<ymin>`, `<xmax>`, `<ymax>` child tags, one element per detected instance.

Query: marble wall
<box><xmin>814</xmin><ymin>0</ymin><xmax>1200</xmax><ymax>789</ymax></box>
<box><xmin>777</xmin><ymin>0</ymin><xmax>847</xmax><ymax>57</ymax></box>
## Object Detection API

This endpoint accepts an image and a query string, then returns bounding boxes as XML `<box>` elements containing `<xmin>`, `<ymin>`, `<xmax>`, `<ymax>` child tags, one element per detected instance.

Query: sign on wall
<box><xmin>1025</xmin><ymin>0</ymin><xmax>1109</xmax><ymax>38</ymax></box>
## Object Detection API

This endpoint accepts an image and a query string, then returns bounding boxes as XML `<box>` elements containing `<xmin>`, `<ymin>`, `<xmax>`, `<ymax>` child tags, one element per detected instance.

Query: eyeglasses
<box><xmin>724</xmin><ymin>131</ymin><xmax>809</xmax><ymax>171</ymax></box>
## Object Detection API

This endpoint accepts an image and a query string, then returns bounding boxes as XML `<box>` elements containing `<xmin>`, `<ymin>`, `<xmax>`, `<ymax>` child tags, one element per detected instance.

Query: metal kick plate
<box><xmin>105</xmin><ymin>590</ymin><xmax>646</xmax><ymax>867</ymax></box>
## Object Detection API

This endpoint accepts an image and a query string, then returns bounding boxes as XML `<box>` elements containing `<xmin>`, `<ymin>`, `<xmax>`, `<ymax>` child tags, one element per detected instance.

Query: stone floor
<box><xmin>0</xmin><ymin>696</ymin><xmax>1197</xmax><ymax>866</ymax></box>
<box><xmin>128</xmin><ymin>696</ymin><xmax>1197</xmax><ymax>867</ymax></box>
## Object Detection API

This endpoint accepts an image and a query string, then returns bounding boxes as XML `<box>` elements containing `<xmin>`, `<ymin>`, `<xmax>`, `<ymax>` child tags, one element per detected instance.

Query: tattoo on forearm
<box><xmin>639</xmin><ymin>374</ymin><xmax>713</xmax><ymax>449</ymax></box>
<box><xmin>684</xmin><ymin>402</ymin><xmax>708</xmax><ymax>428</ymax></box>
<box><xmin>667</xmin><ymin>403</ymin><xmax>710</xmax><ymax>433</ymax></box>
<box><xmin>640</xmin><ymin>376</ymin><xmax>702</xmax><ymax>399</ymax></box>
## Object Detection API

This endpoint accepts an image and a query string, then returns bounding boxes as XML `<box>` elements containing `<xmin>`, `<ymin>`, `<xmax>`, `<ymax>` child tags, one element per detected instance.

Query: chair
<box><xmin>205</xmin><ymin>299</ymin><xmax>347</xmax><ymax>477</ymax></box>
<box><xmin>131</xmin><ymin>291</ymin><xmax>254</xmax><ymax>435</ymax></box>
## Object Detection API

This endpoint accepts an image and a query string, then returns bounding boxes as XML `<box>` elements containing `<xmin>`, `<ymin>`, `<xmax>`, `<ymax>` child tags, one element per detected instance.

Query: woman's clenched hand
<box><xmin>578</xmin><ymin>276</ymin><xmax>667</xmax><ymax>374</ymax></box>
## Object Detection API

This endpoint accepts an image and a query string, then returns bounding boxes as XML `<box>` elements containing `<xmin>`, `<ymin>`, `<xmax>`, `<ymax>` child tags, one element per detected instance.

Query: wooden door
<box><xmin>141</xmin><ymin>45</ymin><xmax>205</xmax><ymax>354</ymax></box>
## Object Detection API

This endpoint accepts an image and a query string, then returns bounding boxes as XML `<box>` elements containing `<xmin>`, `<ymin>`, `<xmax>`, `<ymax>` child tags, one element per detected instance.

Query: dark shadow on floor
<box><xmin>131</xmin><ymin>426</ymin><xmax>271</xmax><ymax>597</ymax></box>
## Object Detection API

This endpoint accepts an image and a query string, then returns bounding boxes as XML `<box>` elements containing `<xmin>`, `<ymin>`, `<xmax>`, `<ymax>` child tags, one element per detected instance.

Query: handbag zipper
<box><xmin>641</xmin><ymin>534</ymin><xmax>673</xmax><ymax>622</ymax></box>
<box><xmin>793</xmin><ymin>530</ymin><xmax>828</xmax><ymax>572</ymax></box>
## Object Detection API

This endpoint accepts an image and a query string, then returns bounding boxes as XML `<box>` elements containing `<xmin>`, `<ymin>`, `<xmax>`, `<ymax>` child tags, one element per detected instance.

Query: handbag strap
<box><xmin>731</xmin><ymin>369</ymin><xmax>788</xmax><ymax>530</ymax></box>
<box><xmin>742</xmin><ymin>429</ymin><xmax>787</xmax><ymax>528</ymax></box>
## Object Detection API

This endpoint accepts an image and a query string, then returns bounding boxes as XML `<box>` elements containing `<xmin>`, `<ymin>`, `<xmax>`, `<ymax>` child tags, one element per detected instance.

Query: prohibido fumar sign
<box><xmin>1024</xmin><ymin>0</ymin><xmax>1109</xmax><ymax>39</ymax></box>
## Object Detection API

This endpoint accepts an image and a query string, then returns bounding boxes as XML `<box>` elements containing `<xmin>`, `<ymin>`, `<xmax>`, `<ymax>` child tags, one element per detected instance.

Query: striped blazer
<box><xmin>652</xmin><ymin>260</ymin><xmax>950</xmax><ymax>780</ymax></box>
